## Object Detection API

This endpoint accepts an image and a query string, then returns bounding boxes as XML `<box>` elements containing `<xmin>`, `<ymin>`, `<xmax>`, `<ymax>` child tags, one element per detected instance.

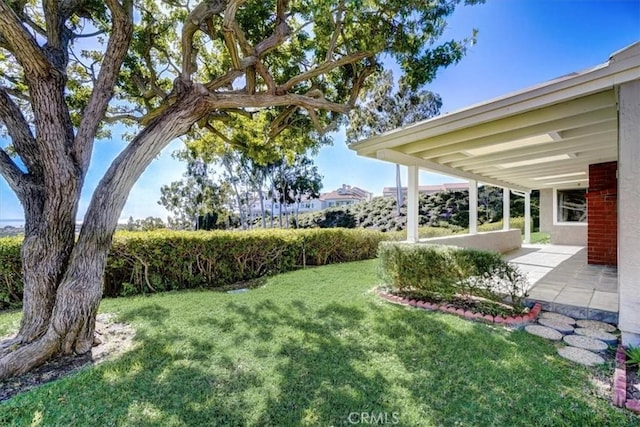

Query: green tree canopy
<box><xmin>0</xmin><ymin>0</ymin><xmax>484</xmax><ymax>379</ymax></box>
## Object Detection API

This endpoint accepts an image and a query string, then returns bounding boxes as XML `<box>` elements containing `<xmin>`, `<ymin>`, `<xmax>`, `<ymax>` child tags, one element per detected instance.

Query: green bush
<box><xmin>105</xmin><ymin>228</ymin><xmax>386</xmax><ymax>296</ymax></box>
<box><xmin>378</xmin><ymin>243</ymin><xmax>460</xmax><ymax>298</ymax></box>
<box><xmin>383</xmin><ymin>226</ymin><xmax>458</xmax><ymax>242</ymax></box>
<box><xmin>477</xmin><ymin>217</ymin><xmax>532</xmax><ymax>234</ymax></box>
<box><xmin>378</xmin><ymin>242</ymin><xmax>528</xmax><ymax>311</ymax></box>
<box><xmin>0</xmin><ymin>237</ymin><xmax>22</xmax><ymax>309</ymax></box>
<box><xmin>0</xmin><ymin>229</ymin><xmax>387</xmax><ymax>305</ymax></box>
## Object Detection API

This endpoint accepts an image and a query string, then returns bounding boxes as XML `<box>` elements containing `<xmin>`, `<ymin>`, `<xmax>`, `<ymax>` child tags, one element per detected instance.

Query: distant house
<box><xmin>320</xmin><ymin>184</ymin><xmax>372</xmax><ymax>208</ymax></box>
<box><xmin>382</xmin><ymin>182</ymin><xmax>469</xmax><ymax>198</ymax></box>
<box><xmin>248</xmin><ymin>184</ymin><xmax>372</xmax><ymax>215</ymax></box>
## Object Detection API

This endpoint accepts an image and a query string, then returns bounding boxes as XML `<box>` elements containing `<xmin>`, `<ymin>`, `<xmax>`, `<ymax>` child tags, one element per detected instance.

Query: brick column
<box><xmin>586</xmin><ymin>161</ymin><xmax>617</xmax><ymax>265</ymax></box>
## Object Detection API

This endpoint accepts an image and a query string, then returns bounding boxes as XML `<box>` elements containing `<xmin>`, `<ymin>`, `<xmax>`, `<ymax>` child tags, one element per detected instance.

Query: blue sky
<box><xmin>1</xmin><ymin>0</ymin><xmax>639</xmax><ymax>223</ymax></box>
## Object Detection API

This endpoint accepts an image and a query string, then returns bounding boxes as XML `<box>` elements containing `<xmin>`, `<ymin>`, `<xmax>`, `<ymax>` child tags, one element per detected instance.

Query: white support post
<box><xmin>524</xmin><ymin>191</ymin><xmax>531</xmax><ymax>244</ymax></box>
<box><xmin>503</xmin><ymin>188</ymin><xmax>511</xmax><ymax>231</ymax></box>
<box><xmin>618</xmin><ymin>80</ymin><xmax>640</xmax><ymax>347</ymax></box>
<box><xmin>469</xmin><ymin>179</ymin><xmax>477</xmax><ymax>235</ymax></box>
<box><xmin>407</xmin><ymin>165</ymin><xmax>419</xmax><ymax>242</ymax></box>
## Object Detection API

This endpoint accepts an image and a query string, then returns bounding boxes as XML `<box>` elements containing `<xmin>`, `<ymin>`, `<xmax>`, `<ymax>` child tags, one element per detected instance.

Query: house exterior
<box><xmin>248</xmin><ymin>196</ymin><xmax>323</xmax><ymax>216</ymax></box>
<box><xmin>321</xmin><ymin>184</ymin><xmax>372</xmax><ymax>207</ymax></box>
<box><xmin>349</xmin><ymin>42</ymin><xmax>640</xmax><ymax>346</ymax></box>
<box><xmin>248</xmin><ymin>184</ymin><xmax>372</xmax><ymax>215</ymax></box>
<box><xmin>382</xmin><ymin>183</ymin><xmax>469</xmax><ymax>198</ymax></box>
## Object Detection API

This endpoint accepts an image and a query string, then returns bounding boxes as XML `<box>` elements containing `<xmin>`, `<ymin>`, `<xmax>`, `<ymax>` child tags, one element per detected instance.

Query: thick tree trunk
<box><xmin>18</xmin><ymin>214</ymin><xmax>76</xmax><ymax>342</ymax></box>
<box><xmin>16</xmin><ymin>74</ymin><xmax>81</xmax><ymax>344</ymax></box>
<box><xmin>0</xmin><ymin>83</ymin><xmax>208</xmax><ymax>380</ymax></box>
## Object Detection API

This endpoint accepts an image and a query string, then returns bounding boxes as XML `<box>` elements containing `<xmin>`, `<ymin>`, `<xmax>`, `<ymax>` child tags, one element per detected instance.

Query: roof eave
<box><xmin>350</xmin><ymin>42</ymin><xmax>640</xmax><ymax>156</ymax></box>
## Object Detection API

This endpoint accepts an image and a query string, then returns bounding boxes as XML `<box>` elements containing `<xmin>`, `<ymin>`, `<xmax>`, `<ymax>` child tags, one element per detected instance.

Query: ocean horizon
<box><xmin>0</xmin><ymin>219</ymin><xmax>25</xmax><ymax>227</ymax></box>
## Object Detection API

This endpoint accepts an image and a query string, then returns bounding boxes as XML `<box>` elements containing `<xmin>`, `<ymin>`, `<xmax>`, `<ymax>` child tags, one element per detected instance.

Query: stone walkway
<box><xmin>525</xmin><ymin>311</ymin><xmax>618</xmax><ymax>366</ymax></box>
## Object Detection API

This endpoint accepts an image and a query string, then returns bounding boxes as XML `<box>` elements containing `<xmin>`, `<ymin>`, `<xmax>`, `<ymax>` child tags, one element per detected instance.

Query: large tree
<box><xmin>0</xmin><ymin>0</ymin><xmax>482</xmax><ymax>378</ymax></box>
<box><xmin>346</xmin><ymin>70</ymin><xmax>444</xmax><ymax>215</ymax></box>
<box><xmin>158</xmin><ymin>159</ymin><xmax>234</xmax><ymax>230</ymax></box>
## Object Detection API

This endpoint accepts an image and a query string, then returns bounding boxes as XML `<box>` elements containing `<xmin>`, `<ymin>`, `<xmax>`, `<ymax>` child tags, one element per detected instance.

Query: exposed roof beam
<box><xmin>436</xmin><ymin>120</ymin><xmax>617</xmax><ymax>164</ymax></box>
<box><xmin>472</xmin><ymin>150</ymin><xmax>617</xmax><ymax>175</ymax></box>
<box><xmin>396</xmin><ymin>91</ymin><xmax>616</xmax><ymax>156</ymax></box>
<box><xmin>559</xmin><ymin>120</ymin><xmax>618</xmax><ymax>139</ymax></box>
<box><xmin>409</xmin><ymin>106</ymin><xmax>616</xmax><ymax>159</ymax></box>
<box><xmin>376</xmin><ymin>149</ymin><xmax>530</xmax><ymax>192</ymax></box>
<box><xmin>351</xmin><ymin>46</ymin><xmax>640</xmax><ymax>155</ymax></box>
<box><xmin>448</xmin><ymin>132</ymin><xmax>616</xmax><ymax>168</ymax></box>
<box><xmin>480</xmin><ymin>153</ymin><xmax>617</xmax><ymax>179</ymax></box>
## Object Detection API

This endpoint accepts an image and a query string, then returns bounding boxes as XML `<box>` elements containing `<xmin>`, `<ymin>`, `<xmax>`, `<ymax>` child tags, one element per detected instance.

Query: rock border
<box><xmin>376</xmin><ymin>289</ymin><xmax>540</xmax><ymax>327</ymax></box>
<box><xmin>612</xmin><ymin>344</ymin><xmax>640</xmax><ymax>415</ymax></box>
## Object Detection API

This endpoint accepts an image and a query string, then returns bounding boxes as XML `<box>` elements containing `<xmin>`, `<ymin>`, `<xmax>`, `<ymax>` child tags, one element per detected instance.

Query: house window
<box><xmin>554</xmin><ymin>188</ymin><xmax>587</xmax><ymax>224</ymax></box>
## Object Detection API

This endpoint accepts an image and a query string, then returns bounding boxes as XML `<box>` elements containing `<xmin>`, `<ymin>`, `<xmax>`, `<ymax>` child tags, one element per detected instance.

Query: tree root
<box><xmin>0</xmin><ymin>335</ymin><xmax>59</xmax><ymax>380</ymax></box>
<box><xmin>0</xmin><ymin>336</ymin><xmax>22</xmax><ymax>358</ymax></box>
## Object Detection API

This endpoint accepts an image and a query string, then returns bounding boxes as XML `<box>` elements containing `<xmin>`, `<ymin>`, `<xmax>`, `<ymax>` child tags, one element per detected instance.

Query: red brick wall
<box><xmin>587</xmin><ymin>161</ymin><xmax>617</xmax><ymax>266</ymax></box>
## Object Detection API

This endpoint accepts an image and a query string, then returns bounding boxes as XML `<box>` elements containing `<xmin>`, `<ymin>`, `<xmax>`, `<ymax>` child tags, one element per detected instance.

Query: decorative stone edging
<box><xmin>376</xmin><ymin>289</ymin><xmax>541</xmax><ymax>327</ymax></box>
<box><xmin>613</xmin><ymin>344</ymin><xmax>640</xmax><ymax>414</ymax></box>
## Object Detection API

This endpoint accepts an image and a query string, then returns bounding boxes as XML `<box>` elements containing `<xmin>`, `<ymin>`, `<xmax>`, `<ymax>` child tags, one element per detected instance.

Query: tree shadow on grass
<box><xmin>1</xmin><ymin>297</ymin><xmax>637</xmax><ymax>426</ymax></box>
<box><xmin>370</xmin><ymin>307</ymin><xmax>635</xmax><ymax>426</ymax></box>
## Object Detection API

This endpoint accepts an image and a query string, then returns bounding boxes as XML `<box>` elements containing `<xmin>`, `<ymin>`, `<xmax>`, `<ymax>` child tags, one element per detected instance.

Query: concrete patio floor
<box><xmin>504</xmin><ymin>244</ymin><xmax>618</xmax><ymax>324</ymax></box>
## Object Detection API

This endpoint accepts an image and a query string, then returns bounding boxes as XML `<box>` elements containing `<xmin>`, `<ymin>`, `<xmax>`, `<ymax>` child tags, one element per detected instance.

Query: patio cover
<box><xmin>349</xmin><ymin>41</ymin><xmax>640</xmax><ymax>346</ymax></box>
<box><xmin>349</xmin><ymin>42</ymin><xmax>640</xmax><ymax>192</ymax></box>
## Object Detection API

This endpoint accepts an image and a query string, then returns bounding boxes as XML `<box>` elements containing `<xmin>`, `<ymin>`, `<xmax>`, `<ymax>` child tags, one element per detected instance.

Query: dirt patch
<box><xmin>0</xmin><ymin>313</ymin><xmax>135</xmax><ymax>402</ymax></box>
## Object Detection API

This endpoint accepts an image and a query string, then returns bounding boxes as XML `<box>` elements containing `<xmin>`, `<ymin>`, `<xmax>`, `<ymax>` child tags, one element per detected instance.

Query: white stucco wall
<box><xmin>618</xmin><ymin>80</ymin><xmax>640</xmax><ymax>346</ymax></box>
<box><xmin>539</xmin><ymin>188</ymin><xmax>587</xmax><ymax>246</ymax></box>
<box><xmin>420</xmin><ymin>229</ymin><xmax>522</xmax><ymax>254</ymax></box>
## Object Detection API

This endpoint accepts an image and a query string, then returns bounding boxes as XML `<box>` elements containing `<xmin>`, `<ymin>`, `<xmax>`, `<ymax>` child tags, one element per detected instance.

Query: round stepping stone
<box><xmin>557</xmin><ymin>346</ymin><xmax>605</xmax><ymax>366</ymax></box>
<box><xmin>525</xmin><ymin>325</ymin><xmax>563</xmax><ymax>341</ymax></box>
<box><xmin>563</xmin><ymin>334</ymin><xmax>608</xmax><ymax>352</ymax></box>
<box><xmin>538</xmin><ymin>318</ymin><xmax>575</xmax><ymax>334</ymax></box>
<box><xmin>540</xmin><ymin>312</ymin><xmax>576</xmax><ymax>325</ymax></box>
<box><xmin>575</xmin><ymin>319</ymin><xmax>617</xmax><ymax>333</ymax></box>
<box><xmin>574</xmin><ymin>327</ymin><xmax>618</xmax><ymax>345</ymax></box>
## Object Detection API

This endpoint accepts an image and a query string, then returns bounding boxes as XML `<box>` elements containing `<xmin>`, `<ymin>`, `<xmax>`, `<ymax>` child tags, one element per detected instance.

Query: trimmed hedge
<box><xmin>378</xmin><ymin>242</ymin><xmax>528</xmax><ymax>309</ymax></box>
<box><xmin>0</xmin><ymin>229</ymin><xmax>386</xmax><ymax>307</ymax></box>
<box><xmin>0</xmin><ymin>237</ymin><xmax>22</xmax><ymax>309</ymax></box>
<box><xmin>477</xmin><ymin>217</ymin><xmax>532</xmax><ymax>234</ymax></box>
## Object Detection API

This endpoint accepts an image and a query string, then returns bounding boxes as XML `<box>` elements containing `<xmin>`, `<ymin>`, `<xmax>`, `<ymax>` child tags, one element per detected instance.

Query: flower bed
<box><xmin>613</xmin><ymin>344</ymin><xmax>640</xmax><ymax>414</ymax></box>
<box><xmin>377</xmin><ymin>288</ymin><xmax>541</xmax><ymax>326</ymax></box>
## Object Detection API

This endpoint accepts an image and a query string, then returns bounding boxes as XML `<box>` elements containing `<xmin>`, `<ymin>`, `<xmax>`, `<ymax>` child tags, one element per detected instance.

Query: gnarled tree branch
<box><xmin>277</xmin><ymin>52</ymin><xmax>372</xmax><ymax>94</ymax></box>
<box><xmin>181</xmin><ymin>0</ymin><xmax>226</xmax><ymax>79</ymax></box>
<box><xmin>0</xmin><ymin>85</ymin><xmax>40</xmax><ymax>176</ymax></box>
<box><xmin>222</xmin><ymin>0</ymin><xmax>245</xmax><ymax>70</ymax></box>
<box><xmin>204</xmin><ymin>91</ymin><xmax>350</xmax><ymax>113</ymax></box>
<box><xmin>0</xmin><ymin>147</ymin><xmax>27</xmax><ymax>196</ymax></box>
<box><xmin>74</xmin><ymin>0</ymin><xmax>134</xmax><ymax>172</ymax></box>
<box><xmin>43</xmin><ymin>0</ymin><xmax>63</xmax><ymax>49</ymax></box>
<box><xmin>0</xmin><ymin>1</ymin><xmax>52</xmax><ymax>77</ymax></box>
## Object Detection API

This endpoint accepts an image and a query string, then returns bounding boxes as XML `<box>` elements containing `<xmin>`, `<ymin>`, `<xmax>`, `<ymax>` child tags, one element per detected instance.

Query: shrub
<box><xmin>378</xmin><ymin>242</ymin><xmax>528</xmax><ymax>311</ymax></box>
<box><xmin>0</xmin><ymin>237</ymin><xmax>22</xmax><ymax>309</ymax></box>
<box><xmin>0</xmin><ymin>229</ymin><xmax>387</xmax><ymax>306</ymax></box>
<box><xmin>378</xmin><ymin>243</ymin><xmax>460</xmax><ymax>299</ymax></box>
<box><xmin>625</xmin><ymin>346</ymin><xmax>640</xmax><ymax>367</ymax></box>
<box><xmin>477</xmin><ymin>217</ymin><xmax>531</xmax><ymax>234</ymax></box>
<box><xmin>105</xmin><ymin>229</ymin><xmax>386</xmax><ymax>297</ymax></box>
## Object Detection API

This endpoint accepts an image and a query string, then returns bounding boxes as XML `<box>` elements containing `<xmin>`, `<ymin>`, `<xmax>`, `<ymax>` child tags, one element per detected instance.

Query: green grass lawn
<box><xmin>0</xmin><ymin>260</ymin><xmax>635</xmax><ymax>426</ymax></box>
<box><xmin>528</xmin><ymin>232</ymin><xmax>551</xmax><ymax>244</ymax></box>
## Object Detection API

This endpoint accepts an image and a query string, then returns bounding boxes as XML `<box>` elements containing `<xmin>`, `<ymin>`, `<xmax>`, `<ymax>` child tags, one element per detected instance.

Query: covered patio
<box><xmin>350</xmin><ymin>42</ymin><xmax>640</xmax><ymax>344</ymax></box>
<box><xmin>506</xmin><ymin>244</ymin><xmax>618</xmax><ymax>324</ymax></box>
